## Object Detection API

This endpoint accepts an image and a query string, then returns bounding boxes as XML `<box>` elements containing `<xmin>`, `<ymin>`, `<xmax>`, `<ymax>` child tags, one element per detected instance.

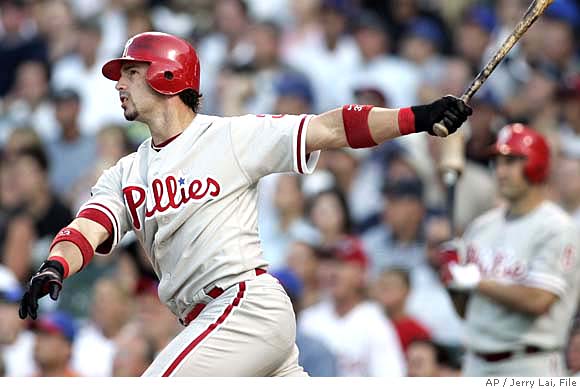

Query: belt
<box><xmin>180</xmin><ymin>268</ymin><xmax>267</xmax><ymax>326</ymax></box>
<box><xmin>475</xmin><ymin>345</ymin><xmax>545</xmax><ymax>363</ymax></box>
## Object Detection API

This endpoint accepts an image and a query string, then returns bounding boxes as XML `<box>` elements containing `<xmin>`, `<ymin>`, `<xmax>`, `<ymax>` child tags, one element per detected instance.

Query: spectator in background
<box><xmin>51</xmin><ymin>19</ymin><xmax>123</xmax><ymax>135</ymax></box>
<box><xmin>258</xmin><ymin>72</ymin><xmax>318</xmax><ymax>269</ymax></box>
<box><xmin>464</xmin><ymin>91</ymin><xmax>502</xmax><ymax>168</ymax></box>
<box><xmin>31</xmin><ymin>311</ymin><xmax>79</xmax><ymax>377</ymax></box>
<box><xmin>68</xmin><ymin>124</ymin><xmax>134</xmax><ymax>211</ymax></box>
<box><xmin>46</xmin><ymin>89</ymin><xmax>96</xmax><ymax>201</ymax></box>
<box><xmin>218</xmin><ymin>20</ymin><xmax>291</xmax><ymax>116</ymax></box>
<box><xmin>260</xmin><ymin>174</ymin><xmax>315</xmax><ymax>271</ymax></box>
<box><xmin>284</xmin><ymin>0</ymin><xmax>360</xmax><ymax>112</ymax></box>
<box><xmin>112</xmin><ymin>324</ymin><xmax>156</xmax><ymax>377</ymax></box>
<box><xmin>307</xmin><ymin>188</ymin><xmax>370</xmax><ymax>270</ymax></box>
<box><xmin>0</xmin><ymin>281</ymin><xmax>35</xmax><ymax>376</ymax></box>
<box><xmin>504</xmin><ymin>62</ymin><xmax>561</xmax><ymax>130</ymax></box>
<box><xmin>299</xmin><ymin>246</ymin><xmax>405</xmax><ymax>376</ymax></box>
<box><xmin>72</xmin><ymin>278</ymin><xmax>132</xmax><ymax>376</ymax></box>
<box><xmin>405</xmin><ymin>216</ymin><xmax>465</xmax><ymax>348</ymax></box>
<box><xmin>0</xmin><ymin>0</ymin><xmax>48</xmax><ymax>97</ymax></box>
<box><xmin>126</xmin><ymin>8</ymin><xmax>155</xmax><ymax>38</ymax></box>
<box><xmin>280</xmin><ymin>0</ymin><xmax>323</xmax><ymax>65</ymax></box>
<box><xmin>541</xmin><ymin>0</ymin><xmax>579</xmax><ymax>78</ymax></box>
<box><xmin>33</xmin><ymin>0</ymin><xmax>77</xmax><ymax>63</ymax></box>
<box><xmin>557</xmin><ymin>76</ymin><xmax>580</xmax><ymax>157</ymax></box>
<box><xmin>131</xmin><ymin>279</ymin><xmax>181</xmax><ymax>356</ymax></box>
<box><xmin>399</xmin><ymin>17</ymin><xmax>446</xmax><ymax>86</ymax></box>
<box><xmin>273</xmin><ymin>71</ymin><xmax>314</xmax><ymax>115</ymax></box>
<box><xmin>363</xmin><ymin>176</ymin><xmax>426</xmax><ymax>273</ymax></box>
<box><xmin>0</xmin><ymin>126</ymin><xmax>43</xmax><ymax>156</ymax></box>
<box><xmin>198</xmin><ymin>0</ymin><xmax>254</xmax><ymax>114</ymax></box>
<box><xmin>286</xmin><ymin>240</ymin><xmax>322</xmax><ymax>309</ymax></box>
<box><xmin>406</xmin><ymin>339</ymin><xmax>440</xmax><ymax>377</ymax></box>
<box><xmin>348</xmin><ymin>10</ymin><xmax>419</xmax><ymax>108</ymax></box>
<box><xmin>320</xmin><ymin>147</ymin><xmax>377</xmax><ymax>231</ymax></box>
<box><xmin>1</xmin><ymin>60</ymin><xmax>59</xmax><ymax>142</ymax></box>
<box><xmin>455</xmin><ymin>5</ymin><xmax>496</xmax><ymax>75</ymax></box>
<box><xmin>2</xmin><ymin>147</ymin><xmax>72</xmax><ymax>281</ymax></box>
<box><xmin>371</xmin><ymin>268</ymin><xmax>430</xmax><ymax>353</ymax></box>
<box><xmin>554</xmin><ymin>152</ymin><xmax>580</xmax><ymax>226</ymax></box>
<box><xmin>272</xmin><ymin>268</ymin><xmax>337</xmax><ymax>377</ymax></box>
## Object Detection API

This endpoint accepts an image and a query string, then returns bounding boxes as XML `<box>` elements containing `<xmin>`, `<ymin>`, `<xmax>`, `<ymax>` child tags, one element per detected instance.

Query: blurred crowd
<box><xmin>0</xmin><ymin>0</ymin><xmax>579</xmax><ymax>377</ymax></box>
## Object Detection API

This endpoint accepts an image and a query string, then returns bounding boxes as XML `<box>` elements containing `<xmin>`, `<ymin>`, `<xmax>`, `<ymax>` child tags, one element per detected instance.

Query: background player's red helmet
<box><xmin>492</xmin><ymin>123</ymin><xmax>550</xmax><ymax>183</ymax></box>
<box><xmin>102</xmin><ymin>31</ymin><xmax>200</xmax><ymax>95</ymax></box>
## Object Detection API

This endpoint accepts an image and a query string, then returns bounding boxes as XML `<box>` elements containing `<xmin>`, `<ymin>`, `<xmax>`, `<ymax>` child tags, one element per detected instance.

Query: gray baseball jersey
<box><xmin>77</xmin><ymin>113</ymin><xmax>319</xmax><ymax>322</ymax></box>
<box><xmin>463</xmin><ymin>201</ymin><xmax>580</xmax><ymax>352</ymax></box>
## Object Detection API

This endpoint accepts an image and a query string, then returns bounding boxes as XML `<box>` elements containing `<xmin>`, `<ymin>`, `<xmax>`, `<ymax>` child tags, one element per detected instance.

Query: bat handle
<box><xmin>433</xmin><ymin>122</ymin><xmax>449</xmax><ymax>137</ymax></box>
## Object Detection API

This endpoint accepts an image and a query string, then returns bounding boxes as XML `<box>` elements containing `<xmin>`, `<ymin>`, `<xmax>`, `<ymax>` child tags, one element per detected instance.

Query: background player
<box><xmin>17</xmin><ymin>31</ymin><xmax>471</xmax><ymax>376</ymax></box>
<box><xmin>440</xmin><ymin>124</ymin><xmax>580</xmax><ymax>376</ymax></box>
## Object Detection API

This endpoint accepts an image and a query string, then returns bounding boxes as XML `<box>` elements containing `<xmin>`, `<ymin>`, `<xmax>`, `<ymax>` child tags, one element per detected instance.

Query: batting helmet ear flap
<box><xmin>146</xmin><ymin>60</ymin><xmax>184</xmax><ymax>95</ymax></box>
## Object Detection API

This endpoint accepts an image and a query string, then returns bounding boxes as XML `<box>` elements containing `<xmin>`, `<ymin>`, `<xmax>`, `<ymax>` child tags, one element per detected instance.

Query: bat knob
<box><xmin>433</xmin><ymin>122</ymin><xmax>449</xmax><ymax>137</ymax></box>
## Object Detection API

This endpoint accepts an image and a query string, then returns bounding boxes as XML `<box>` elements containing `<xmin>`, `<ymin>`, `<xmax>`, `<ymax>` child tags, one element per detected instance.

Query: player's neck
<box><xmin>507</xmin><ymin>186</ymin><xmax>545</xmax><ymax>218</ymax></box>
<box><xmin>147</xmin><ymin>104</ymin><xmax>196</xmax><ymax>146</ymax></box>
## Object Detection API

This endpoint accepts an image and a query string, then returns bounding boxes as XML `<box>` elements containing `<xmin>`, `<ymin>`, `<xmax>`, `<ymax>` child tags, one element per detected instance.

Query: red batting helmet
<box><xmin>492</xmin><ymin>123</ymin><xmax>550</xmax><ymax>183</ymax></box>
<box><xmin>102</xmin><ymin>31</ymin><xmax>200</xmax><ymax>95</ymax></box>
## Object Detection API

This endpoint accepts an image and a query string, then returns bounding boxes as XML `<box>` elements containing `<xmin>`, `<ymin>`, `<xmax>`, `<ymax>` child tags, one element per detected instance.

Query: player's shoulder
<box><xmin>536</xmin><ymin>201</ymin><xmax>578</xmax><ymax>233</ymax></box>
<box><xmin>467</xmin><ymin>206</ymin><xmax>505</xmax><ymax>231</ymax></box>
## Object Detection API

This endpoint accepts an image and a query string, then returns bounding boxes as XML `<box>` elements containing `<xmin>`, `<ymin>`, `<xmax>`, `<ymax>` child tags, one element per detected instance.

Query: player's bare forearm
<box><xmin>306</xmin><ymin>107</ymin><xmax>399</xmax><ymax>154</ymax></box>
<box><xmin>49</xmin><ymin>218</ymin><xmax>110</xmax><ymax>277</ymax></box>
<box><xmin>306</xmin><ymin>97</ymin><xmax>472</xmax><ymax>154</ymax></box>
<box><xmin>476</xmin><ymin>280</ymin><xmax>558</xmax><ymax>316</ymax></box>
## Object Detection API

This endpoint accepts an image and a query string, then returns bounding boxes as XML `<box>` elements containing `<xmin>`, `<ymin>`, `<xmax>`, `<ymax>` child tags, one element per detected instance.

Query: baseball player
<box><xmin>441</xmin><ymin>124</ymin><xmax>580</xmax><ymax>376</ymax></box>
<box><xmin>17</xmin><ymin>31</ymin><xmax>471</xmax><ymax>376</ymax></box>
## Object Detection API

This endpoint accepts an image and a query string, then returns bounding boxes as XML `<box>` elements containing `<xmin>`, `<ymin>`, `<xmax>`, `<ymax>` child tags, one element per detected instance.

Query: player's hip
<box><xmin>143</xmin><ymin>274</ymin><xmax>298</xmax><ymax>376</ymax></box>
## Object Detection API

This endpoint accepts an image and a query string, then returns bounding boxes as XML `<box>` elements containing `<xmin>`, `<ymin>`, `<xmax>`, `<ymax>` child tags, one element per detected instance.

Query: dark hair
<box><xmin>307</xmin><ymin>188</ymin><xmax>353</xmax><ymax>234</ymax></box>
<box><xmin>178</xmin><ymin>89</ymin><xmax>203</xmax><ymax>113</ymax></box>
<box><xmin>16</xmin><ymin>146</ymin><xmax>49</xmax><ymax>173</ymax></box>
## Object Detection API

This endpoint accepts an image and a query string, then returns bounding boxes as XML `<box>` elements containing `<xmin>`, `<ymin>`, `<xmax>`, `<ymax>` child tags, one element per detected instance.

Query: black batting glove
<box><xmin>19</xmin><ymin>260</ymin><xmax>65</xmax><ymax>320</ymax></box>
<box><xmin>412</xmin><ymin>95</ymin><xmax>473</xmax><ymax>136</ymax></box>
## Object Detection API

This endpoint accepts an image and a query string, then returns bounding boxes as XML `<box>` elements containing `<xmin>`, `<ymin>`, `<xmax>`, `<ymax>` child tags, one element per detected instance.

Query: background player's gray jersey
<box><xmin>463</xmin><ymin>201</ymin><xmax>580</xmax><ymax>352</ymax></box>
<box><xmin>77</xmin><ymin>113</ymin><xmax>319</xmax><ymax>322</ymax></box>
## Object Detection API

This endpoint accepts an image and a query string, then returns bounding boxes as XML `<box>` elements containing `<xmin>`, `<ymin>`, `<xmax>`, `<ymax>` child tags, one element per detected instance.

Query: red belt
<box><xmin>475</xmin><ymin>345</ymin><xmax>544</xmax><ymax>363</ymax></box>
<box><xmin>180</xmin><ymin>268</ymin><xmax>267</xmax><ymax>326</ymax></box>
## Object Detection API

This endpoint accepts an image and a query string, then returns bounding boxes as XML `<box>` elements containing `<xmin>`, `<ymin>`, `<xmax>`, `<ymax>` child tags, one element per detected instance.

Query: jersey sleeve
<box><xmin>522</xmin><ymin>225</ymin><xmax>580</xmax><ymax>297</ymax></box>
<box><xmin>229</xmin><ymin>114</ymin><xmax>321</xmax><ymax>183</ymax></box>
<box><xmin>76</xmin><ymin>159</ymin><xmax>131</xmax><ymax>256</ymax></box>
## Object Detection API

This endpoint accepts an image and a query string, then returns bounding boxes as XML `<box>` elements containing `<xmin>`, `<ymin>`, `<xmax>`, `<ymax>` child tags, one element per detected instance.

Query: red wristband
<box><xmin>397</xmin><ymin>107</ymin><xmax>416</xmax><ymax>135</ymax></box>
<box><xmin>48</xmin><ymin>256</ymin><xmax>70</xmax><ymax>278</ymax></box>
<box><xmin>50</xmin><ymin>228</ymin><xmax>95</xmax><ymax>271</ymax></box>
<box><xmin>342</xmin><ymin>104</ymin><xmax>377</xmax><ymax>148</ymax></box>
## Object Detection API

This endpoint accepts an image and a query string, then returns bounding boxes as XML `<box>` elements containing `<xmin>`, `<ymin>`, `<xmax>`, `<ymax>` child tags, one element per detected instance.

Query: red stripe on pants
<box><xmin>162</xmin><ymin>282</ymin><xmax>247</xmax><ymax>376</ymax></box>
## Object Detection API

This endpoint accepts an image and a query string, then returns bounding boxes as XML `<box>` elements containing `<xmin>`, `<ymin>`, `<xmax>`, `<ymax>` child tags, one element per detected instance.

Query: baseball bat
<box><xmin>438</xmin><ymin>132</ymin><xmax>465</xmax><ymax>235</ymax></box>
<box><xmin>433</xmin><ymin>0</ymin><xmax>555</xmax><ymax>137</ymax></box>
